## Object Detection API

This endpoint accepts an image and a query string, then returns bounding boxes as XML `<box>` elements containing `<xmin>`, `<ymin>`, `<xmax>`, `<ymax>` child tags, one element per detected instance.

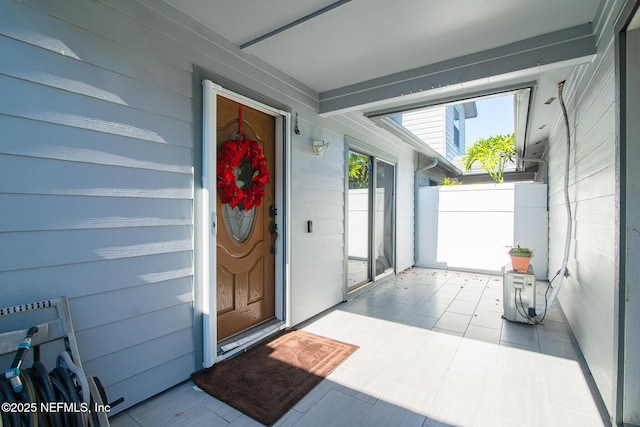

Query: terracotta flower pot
<box><xmin>510</xmin><ymin>256</ymin><xmax>531</xmax><ymax>273</ymax></box>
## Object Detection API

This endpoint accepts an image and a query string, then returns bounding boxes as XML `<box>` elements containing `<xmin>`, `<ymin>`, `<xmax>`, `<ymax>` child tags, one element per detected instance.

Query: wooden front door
<box><xmin>216</xmin><ymin>96</ymin><xmax>276</xmax><ymax>341</ymax></box>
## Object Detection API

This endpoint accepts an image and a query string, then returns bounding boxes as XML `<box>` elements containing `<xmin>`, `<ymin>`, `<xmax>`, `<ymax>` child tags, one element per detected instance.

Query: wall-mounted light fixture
<box><xmin>312</xmin><ymin>140</ymin><xmax>329</xmax><ymax>157</ymax></box>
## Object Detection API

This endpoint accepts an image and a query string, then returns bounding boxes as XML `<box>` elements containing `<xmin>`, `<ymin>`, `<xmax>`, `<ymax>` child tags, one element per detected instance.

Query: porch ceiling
<box><xmin>161</xmin><ymin>0</ymin><xmax>602</xmax><ymax>160</ymax></box>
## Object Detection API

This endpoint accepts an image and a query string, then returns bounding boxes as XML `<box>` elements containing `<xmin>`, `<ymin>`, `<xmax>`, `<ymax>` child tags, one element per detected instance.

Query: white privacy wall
<box><xmin>0</xmin><ymin>0</ymin><xmax>420</xmax><ymax>412</ymax></box>
<box><xmin>545</xmin><ymin>0</ymin><xmax>623</xmax><ymax>417</ymax></box>
<box><xmin>416</xmin><ymin>183</ymin><xmax>548</xmax><ymax>279</ymax></box>
<box><xmin>347</xmin><ymin>190</ymin><xmax>370</xmax><ymax>259</ymax></box>
<box><xmin>347</xmin><ymin>188</ymin><xmax>388</xmax><ymax>260</ymax></box>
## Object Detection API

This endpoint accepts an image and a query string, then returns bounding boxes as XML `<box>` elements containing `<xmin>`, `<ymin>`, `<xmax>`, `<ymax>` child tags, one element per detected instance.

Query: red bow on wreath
<box><xmin>216</xmin><ymin>106</ymin><xmax>270</xmax><ymax>211</ymax></box>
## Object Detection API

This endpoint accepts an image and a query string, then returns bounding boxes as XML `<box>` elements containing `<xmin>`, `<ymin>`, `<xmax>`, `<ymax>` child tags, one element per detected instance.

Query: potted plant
<box><xmin>508</xmin><ymin>245</ymin><xmax>533</xmax><ymax>272</ymax></box>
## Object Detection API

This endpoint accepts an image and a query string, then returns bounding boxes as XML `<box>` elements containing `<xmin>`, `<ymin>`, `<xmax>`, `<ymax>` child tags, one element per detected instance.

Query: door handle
<box><xmin>269</xmin><ymin>221</ymin><xmax>278</xmax><ymax>254</ymax></box>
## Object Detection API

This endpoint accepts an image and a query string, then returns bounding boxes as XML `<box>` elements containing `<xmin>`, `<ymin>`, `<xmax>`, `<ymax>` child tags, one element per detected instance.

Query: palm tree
<box><xmin>348</xmin><ymin>152</ymin><xmax>370</xmax><ymax>189</ymax></box>
<box><xmin>462</xmin><ymin>133</ymin><xmax>516</xmax><ymax>184</ymax></box>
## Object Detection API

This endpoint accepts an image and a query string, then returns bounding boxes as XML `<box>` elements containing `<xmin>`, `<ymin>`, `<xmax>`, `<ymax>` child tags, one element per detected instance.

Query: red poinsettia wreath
<box><xmin>217</xmin><ymin>137</ymin><xmax>270</xmax><ymax>211</ymax></box>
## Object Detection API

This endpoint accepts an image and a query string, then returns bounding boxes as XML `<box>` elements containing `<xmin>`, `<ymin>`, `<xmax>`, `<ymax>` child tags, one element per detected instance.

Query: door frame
<box><xmin>200</xmin><ymin>80</ymin><xmax>291</xmax><ymax>368</ymax></box>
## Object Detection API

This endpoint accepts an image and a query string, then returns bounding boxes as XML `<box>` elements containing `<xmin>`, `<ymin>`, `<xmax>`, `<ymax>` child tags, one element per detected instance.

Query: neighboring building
<box><xmin>394</xmin><ymin>102</ymin><xmax>477</xmax><ymax>161</ymax></box>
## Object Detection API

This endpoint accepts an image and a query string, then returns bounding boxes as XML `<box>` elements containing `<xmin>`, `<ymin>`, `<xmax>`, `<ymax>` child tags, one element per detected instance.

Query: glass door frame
<box><xmin>346</xmin><ymin>149</ymin><xmax>373</xmax><ymax>291</ymax></box>
<box><xmin>344</xmin><ymin>136</ymin><xmax>397</xmax><ymax>297</ymax></box>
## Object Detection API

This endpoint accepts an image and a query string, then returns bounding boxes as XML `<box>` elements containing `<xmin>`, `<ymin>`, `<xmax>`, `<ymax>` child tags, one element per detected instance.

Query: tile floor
<box><xmin>110</xmin><ymin>268</ymin><xmax>610</xmax><ymax>427</ymax></box>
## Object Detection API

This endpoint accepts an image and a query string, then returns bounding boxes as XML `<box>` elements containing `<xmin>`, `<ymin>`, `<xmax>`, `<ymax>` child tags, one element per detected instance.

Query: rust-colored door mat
<box><xmin>191</xmin><ymin>329</ymin><xmax>359</xmax><ymax>425</ymax></box>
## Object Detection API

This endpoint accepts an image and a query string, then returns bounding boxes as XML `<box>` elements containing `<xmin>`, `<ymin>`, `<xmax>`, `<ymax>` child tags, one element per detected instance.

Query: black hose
<box><xmin>0</xmin><ymin>383</ymin><xmax>10</xmax><ymax>427</ymax></box>
<box><xmin>17</xmin><ymin>371</ymin><xmax>38</xmax><ymax>427</ymax></box>
<box><xmin>31</xmin><ymin>362</ymin><xmax>63</xmax><ymax>427</ymax></box>
<box><xmin>49</xmin><ymin>367</ymin><xmax>83</xmax><ymax>427</ymax></box>
<box><xmin>0</xmin><ymin>379</ymin><xmax>20</xmax><ymax>427</ymax></box>
<box><xmin>49</xmin><ymin>375</ymin><xmax>73</xmax><ymax>427</ymax></box>
<box><xmin>2</xmin><ymin>326</ymin><xmax>115</xmax><ymax>427</ymax></box>
<box><xmin>5</xmin><ymin>326</ymin><xmax>39</xmax><ymax>395</ymax></box>
<box><xmin>1</xmin><ymin>363</ymin><xmax>107</xmax><ymax>427</ymax></box>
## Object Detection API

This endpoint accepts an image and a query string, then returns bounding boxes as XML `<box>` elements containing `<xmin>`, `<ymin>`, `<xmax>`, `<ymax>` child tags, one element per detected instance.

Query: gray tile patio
<box><xmin>109</xmin><ymin>268</ymin><xmax>610</xmax><ymax>426</ymax></box>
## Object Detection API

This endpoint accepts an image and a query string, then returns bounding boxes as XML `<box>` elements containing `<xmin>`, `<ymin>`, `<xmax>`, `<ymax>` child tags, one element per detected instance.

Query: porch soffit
<box><xmin>151</xmin><ymin>0</ymin><xmax>600</xmax><ymax>161</ymax></box>
<box><xmin>318</xmin><ymin>24</ymin><xmax>597</xmax><ymax>115</ymax></box>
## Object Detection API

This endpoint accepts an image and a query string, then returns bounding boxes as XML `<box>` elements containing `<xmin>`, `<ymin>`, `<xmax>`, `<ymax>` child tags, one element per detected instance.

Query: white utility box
<box><xmin>502</xmin><ymin>264</ymin><xmax>537</xmax><ymax>324</ymax></box>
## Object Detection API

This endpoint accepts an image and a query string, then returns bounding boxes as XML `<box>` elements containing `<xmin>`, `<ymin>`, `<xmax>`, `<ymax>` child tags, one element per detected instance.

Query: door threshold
<box><xmin>347</xmin><ymin>271</ymin><xmax>396</xmax><ymax>299</ymax></box>
<box><xmin>217</xmin><ymin>320</ymin><xmax>285</xmax><ymax>360</ymax></box>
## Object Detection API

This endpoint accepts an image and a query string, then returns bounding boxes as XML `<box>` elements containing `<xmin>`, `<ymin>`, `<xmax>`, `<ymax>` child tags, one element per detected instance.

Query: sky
<box><xmin>465</xmin><ymin>94</ymin><xmax>515</xmax><ymax>146</ymax></box>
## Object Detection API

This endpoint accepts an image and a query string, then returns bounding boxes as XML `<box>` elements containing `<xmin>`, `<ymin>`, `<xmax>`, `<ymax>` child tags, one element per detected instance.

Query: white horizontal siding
<box><xmin>0</xmin><ymin>195</ymin><xmax>192</xmax><ymax>232</ymax></box>
<box><xmin>395</xmin><ymin>146</ymin><xmax>417</xmax><ymax>272</ymax></box>
<box><xmin>0</xmin><ymin>155</ymin><xmax>192</xmax><ymax>198</ymax></box>
<box><xmin>75</xmin><ymin>302</ymin><xmax>193</xmax><ymax>361</ymax></box>
<box><xmin>105</xmin><ymin>353</ymin><xmax>194</xmax><ymax>415</ymax></box>
<box><xmin>401</xmin><ymin>107</ymin><xmax>446</xmax><ymax>156</ymax></box>
<box><xmin>69</xmin><ymin>278</ymin><xmax>193</xmax><ymax>330</ymax></box>
<box><xmin>82</xmin><ymin>328</ymin><xmax>193</xmax><ymax>389</ymax></box>
<box><xmin>0</xmin><ymin>226</ymin><xmax>192</xmax><ymax>272</ymax></box>
<box><xmin>0</xmin><ymin>74</ymin><xmax>191</xmax><ymax>146</ymax></box>
<box><xmin>0</xmin><ymin>115</ymin><xmax>192</xmax><ymax>173</ymax></box>
<box><xmin>289</xmin><ymin>120</ymin><xmax>346</xmax><ymax>324</ymax></box>
<box><xmin>0</xmin><ymin>253</ymin><xmax>193</xmax><ymax>304</ymax></box>
<box><xmin>0</xmin><ymin>0</ymin><xmax>195</xmax><ymax>413</ymax></box>
<box><xmin>0</xmin><ymin>1</ymin><xmax>192</xmax><ymax>96</ymax></box>
<box><xmin>546</xmin><ymin>26</ymin><xmax>618</xmax><ymax>417</ymax></box>
<box><xmin>0</xmin><ymin>35</ymin><xmax>192</xmax><ymax>122</ymax></box>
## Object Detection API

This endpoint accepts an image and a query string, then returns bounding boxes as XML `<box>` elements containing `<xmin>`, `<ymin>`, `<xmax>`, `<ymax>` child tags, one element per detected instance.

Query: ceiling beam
<box><xmin>240</xmin><ymin>0</ymin><xmax>352</xmax><ymax>50</ymax></box>
<box><xmin>319</xmin><ymin>23</ymin><xmax>596</xmax><ymax>115</ymax></box>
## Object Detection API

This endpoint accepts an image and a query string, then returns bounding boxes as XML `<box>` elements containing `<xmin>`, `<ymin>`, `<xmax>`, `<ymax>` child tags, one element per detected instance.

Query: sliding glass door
<box><xmin>375</xmin><ymin>160</ymin><xmax>394</xmax><ymax>277</ymax></box>
<box><xmin>347</xmin><ymin>150</ymin><xmax>395</xmax><ymax>292</ymax></box>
